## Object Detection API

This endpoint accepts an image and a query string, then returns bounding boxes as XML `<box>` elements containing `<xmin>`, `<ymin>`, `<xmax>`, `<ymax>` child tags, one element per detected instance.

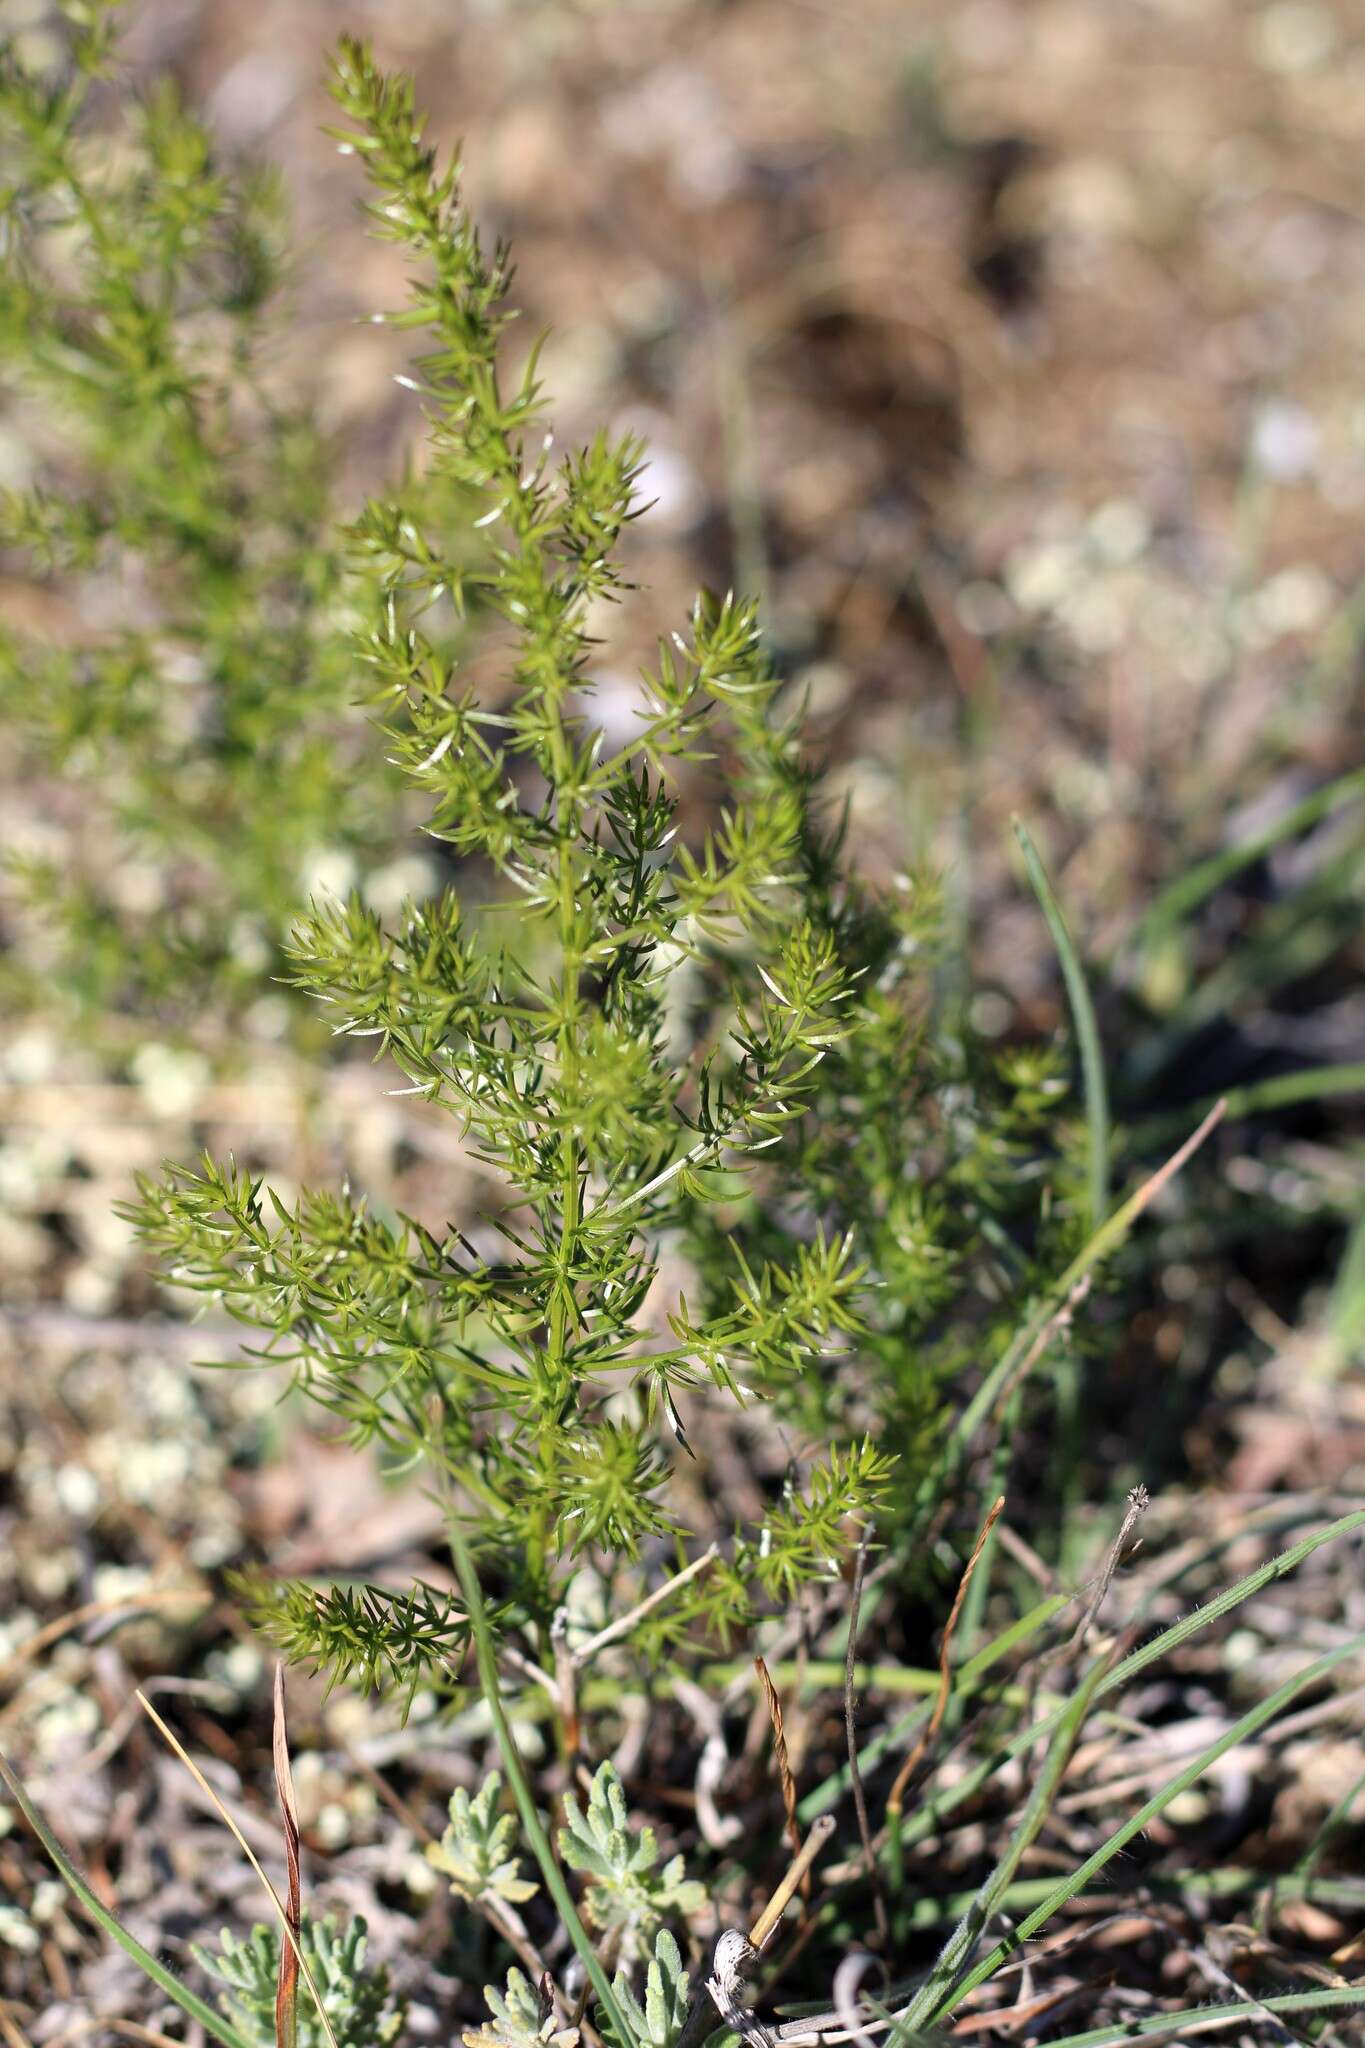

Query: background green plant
<box><xmin>0</xmin><ymin>0</ymin><xmax>462</xmax><ymax>1040</ymax></box>
<box><xmin>196</xmin><ymin>1915</ymin><xmax>407</xmax><ymax>2048</ymax></box>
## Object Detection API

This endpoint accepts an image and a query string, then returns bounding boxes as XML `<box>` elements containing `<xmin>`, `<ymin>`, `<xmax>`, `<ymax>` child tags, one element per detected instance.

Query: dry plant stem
<box><xmin>1069</xmin><ymin>1486</ymin><xmax>1150</xmax><ymax>1649</ymax></box>
<box><xmin>106</xmin><ymin>2024</ymin><xmax>192</xmax><ymax>2048</ymax></box>
<box><xmin>842</xmin><ymin>1533</ymin><xmax>888</xmax><ymax>1948</ymax></box>
<box><xmin>1331</xmin><ymin>1923</ymin><xmax>1365</xmax><ymax>1964</ymax></box>
<box><xmin>886</xmin><ymin>1494</ymin><xmax>1006</xmax><ymax>1819</ymax></box>
<box><xmin>573</xmin><ymin>1546</ymin><xmax>720</xmax><ymax>1667</ymax></box>
<box><xmin>503</xmin><ymin>1644</ymin><xmax>558</xmax><ymax>1697</ymax></box>
<box><xmin>947</xmin><ymin>1990</ymin><xmax>1080</xmax><ymax>2039</ymax></box>
<box><xmin>0</xmin><ymin>2002</ymin><xmax>33</xmax><ymax>2048</ymax></box>
<box><xmin>1189</xmin><ymin>1944</ymin><xmax>1314</xmax><ymax>2048</ymax></box>
<box><xmin>272</xmin><ymin>1666</ymin><xmax>302</xmax><ymax>2048</ymax></box>
<box><xmin>484</xmin><ymin>1897</ymin><xmax>549</xmax><ymax>1982</ymax></box>
<box><xmin>684</xmin><ymin>1829</ymin><xmax>841</xmax><ymax>2048</ymax></box>
<box><xmin>134</xmin><ymin>1692</ymin><xmax>340</xmax><ymax>2048</ymax></box>
<box><xmin>749</xmin><ymin>1815</ymin><xmax>838</xmax><ymax>1950</ymax></box>
<box><xmin>991</xmin><ymin>1281</ymin><xmax>1091</xmax><ymax>1422</ymax></box>
<box><xmin>950</xmin><ymin>1100</ymin><xmax>1226</xmax><ymax>1480</ymax></box>
<box><xmin>996</xmin><ymin>1519</ymin><xmax>1056</xmax><ymax>1593</ymax></box>
<box><xmin>755</xmin><ymin>1656</ymin><xmax>805</xmax><ymax>1899</ymax></box>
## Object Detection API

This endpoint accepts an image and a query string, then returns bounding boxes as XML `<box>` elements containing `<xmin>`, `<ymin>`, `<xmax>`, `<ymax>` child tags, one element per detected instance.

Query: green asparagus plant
<box><xmin>128</xmin><ymin>38</ymin><xmax>1091</xmax><ymax>1698</ymax></box>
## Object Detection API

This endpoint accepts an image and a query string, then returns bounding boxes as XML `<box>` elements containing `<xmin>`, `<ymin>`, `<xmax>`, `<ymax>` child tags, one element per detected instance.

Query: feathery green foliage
<box><xmin>127</xmin><ymin>34</ymin><xmax>918</xmax><ymax>1676</ymax></box>
<box><xmin>4</xmin><ymin>25</ymin><xmax>1361</xmax><ymax>2048</ymax></box>
<box><xmin>127</xmin><ymin>37</ymin><xmax>1110</xmax><ymax>1704</ymax></box>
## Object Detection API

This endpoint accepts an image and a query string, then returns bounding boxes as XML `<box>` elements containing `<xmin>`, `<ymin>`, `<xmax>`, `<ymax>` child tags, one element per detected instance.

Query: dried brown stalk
<box><xmin>843</xmin><ymin>1532</ymin><xmax>888</xmax><ymax>1947</ymax></box>
<box><xmin>272</xmin><ymin>1665</ymin><xmax>302</xmax><ymax>2048</ymax></box>
<box><xmin>1069</xmin><ymin>1484</ymin><xmax>1150</xmax><ymax>1648</ymax></box>
<box><xmin>135</xmin><ymin>1692</ymin><xmax>339</xmax><ymax>2048</ymax></box>
<box><xmin>885</xmin><ymin>1493</ymin><xmax>1006</xmax><ymax>1818</ymax></box>
<box><xmin>748</xmin><ymin>1814</ymin><xmax>837</xmax><ymax>1951</ymax></box>
<box><xmin>754</xmin><ymin>1654</ymin><xmax>805</xmax><ymax>1900</ymax></box>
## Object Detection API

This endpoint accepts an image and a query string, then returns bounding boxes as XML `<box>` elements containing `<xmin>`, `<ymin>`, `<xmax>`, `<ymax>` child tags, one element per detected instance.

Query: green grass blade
<box><xmin>0</xmin><ymin>1747</ymin><xmax>250</xmax><ymax>2048</ymax></box>
<box><xmin>904</xmin><ymin>1101</ymin><xmax>1223</xmax><ymax>1545</ymax></box>
<box><xmin>1128</xmin><ymin>1060</ymin><xmax>1365</xmax><ymax>1151</ymax></box>
<box><xmin>964</xmin><ymin>1986</ymin><xmax>1365</xmax><ymax>2048</ymax></box>
<box><xmin>797</xmin><ymin>1593</ymin><xmax>1068</xmax><ymax>1824</ymax></box>
<box><xmin>899</xmin><ymin>1653</ymin><xmax>1110</xmax><ymax>2032</ymax></box>
<box><xmin>927</xmin><ymin>1632</ymin><xmax>1365</xmax><ymax>2023</ymax></box>
<box><xmin>447</xmin><ymin>1523</ymin><xmax>641</xmax><ymax>2048</ymax></box>
<box><xmin>800</xmin><ymin>1505</ymin><xmax>1364</xmax><ymax>1837</ymax></box>
<box><xmin>1327</xmin><ymin>1205</ymin><xmax>1365</xmax><ymax>1375</ymax></box>
<box><xmin>1013</xmin><ymin>816</ymin><xmax>1109</xmax><ymax>1230</ymax></box>
<box><xmin>1125</xmin><ymin>762</ymin><xmax>1365</xmax><ymax>956</ymax></box>
<box><xmin>887</xmin><ymin>1507</ymin><xmax>1365</xmax><ymax>1864</ymax></box>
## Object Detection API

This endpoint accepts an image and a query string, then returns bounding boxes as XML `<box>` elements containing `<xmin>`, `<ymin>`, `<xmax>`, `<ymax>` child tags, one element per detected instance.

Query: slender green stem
<box><xmin>899</xmin><ymin>1653</ymin><xmax>1109</xmax><ymax>2032</ymax></box>
<box><xmin>1014</xmin><ymin>816</ymin><xmax>1109</xmax><ymax>1231</ymax></box>
<box><xmin>447</xmin><ymin>1521</ymin><xmax>640</xmax><ymax>2048</ymax></box>
<box><xmin>1126</xmin><ymin>1060</ymin><xmax>1365</xmax><ymax>1151</ymax></box>
<box><xmin>0</xmin><ymin>1748</ymin><xmax>250</xmax><ymax>2048</ymax></box>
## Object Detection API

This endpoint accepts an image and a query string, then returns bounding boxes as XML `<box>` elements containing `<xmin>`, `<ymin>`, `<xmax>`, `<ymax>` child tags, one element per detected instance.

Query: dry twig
<box><xmin>886</xmin><ymin>1494</ymin><xmax>1006</xmax><ymax>1818</ymax></box>
<box><xmin>272</xmin><ymin>1665</ymin><xmax>302</xmax><ymax>2048</ymax></box>
<box><xmin>135</xmin><ymin>1692</ymin><xmax>340</xmax><ymax>2048</ymax></box>
<box><xmin>755</xmin><ymin>1655</ymin><xmax>805</xmax><ymax>1898</ymax></box>
<box><xmin>1070</xmin><ymin>1485</ymin><xmax>1150</xmax><ymax>1648</ymax></box>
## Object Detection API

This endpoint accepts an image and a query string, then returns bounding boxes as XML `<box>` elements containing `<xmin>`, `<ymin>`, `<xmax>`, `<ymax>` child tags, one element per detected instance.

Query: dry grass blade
<box><xmin>272</xmin><ymin>1664</ymin><xmax>302</xmax><ymax>2048</ymax></box>
<box><xmin>755</xmin><ymin>1654</ymin><xmax>805</xmax><ymax>1896</ymax></box>
<box><xmin>135</xmin><ymin>1691</ymin><xmax>340</xmax><ymax>2048</ymax></box>
<box><xmin>0</xmin><ymin>1586</ymin><xmax>209</xmax><ymax>1692</ymax></box>
<box><xmin>0</xmin><ymin>2001</ymin><xmax>34</xmax><ymax>2048</ymax></box>
<box><xmin>1070</xmin><ymin>1486</ymin><xmax>1150</xmax><ymax>1649</ymax></box>
<box><xmin>916</xmin><ymin>1104</ymin><xmax>1226</xmax><ymax>1545</ymax></box>
<box><xmin>573</xmin><ymin>1545</ymin><xmax>719</xmax><ymax>1667</ymax></box>
<box><xmin>886</xmin><ymin>1495</ymin><xmax>1005</xmax><ymax>1819</ymax></box>
<box><xmin>749</xmin><ymin>1814</ymin><xmax>837</xmax><ymax>1950</ymax></box>
<box><xmin>990</xmin><ymin>1279</ymin><xmax>1091</xmax><ymax>1423</ymax></box>
<box><xmin>0</xmin><ymin>1744</ymin><xmax>248</xmax><ymax>2048</ymax></box>
<box><xmin>107</xmin><ymin>2023</ymin><xmax>196</xmax><ymax>2048</ymax></box>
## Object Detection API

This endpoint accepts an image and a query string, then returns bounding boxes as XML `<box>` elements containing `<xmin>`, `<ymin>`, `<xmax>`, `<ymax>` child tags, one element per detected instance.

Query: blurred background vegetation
<box><xmin>0</xmin><ymin>0</ymin><xmax>1361</xmax><ymax>2033</ymax></box>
